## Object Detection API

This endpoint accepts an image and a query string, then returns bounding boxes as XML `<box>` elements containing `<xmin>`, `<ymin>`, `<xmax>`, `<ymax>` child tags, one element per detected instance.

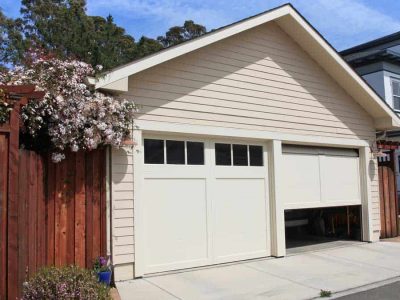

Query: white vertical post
<box><xmin>133</xmin><ymin>129</ymin><xmax>145</xmax><ymax>276</ymax></box>
<box><xmin>268</xmin><ymin>140</ymin><xmax>286</xmax><ymax>257</ymax></box>
<box><xmin>359</xmin><ymin>146</ymin><xmax>374</xmax><ymax>242</ymax></box>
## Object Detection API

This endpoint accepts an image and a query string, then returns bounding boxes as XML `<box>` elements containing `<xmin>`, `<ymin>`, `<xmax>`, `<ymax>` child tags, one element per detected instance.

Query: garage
<box><xmin>142</xmin><ymin>137</ymin><xmax>270</xmax><ymax>274</ymax></box>
<box><xmin>281</xmin><ymin>145</ymin><xmax>363</xmax><ymax>251</ymax></box>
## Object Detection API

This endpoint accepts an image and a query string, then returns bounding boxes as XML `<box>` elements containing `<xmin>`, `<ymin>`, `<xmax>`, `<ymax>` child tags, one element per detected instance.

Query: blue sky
<box><xmin>2</xmin><ymin>0</ymin><xmax>400</xmax><ymax>51</ymax></box>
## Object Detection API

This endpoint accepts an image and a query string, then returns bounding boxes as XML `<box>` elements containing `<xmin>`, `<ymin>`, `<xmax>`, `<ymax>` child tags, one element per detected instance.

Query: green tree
<box><xmin>157</xmin><ymin>20</ymin><xmax>207</xmax><ymax>48</ymax></box>
<box><xmin>91</xmin><ymin>15</ymin><xmax>137</xmax><ymax>70</ymax></box>
<box><xmin>1</xmin><ymin>2</ymin><xmax>207</xmax><ymax>70</ymax></box>
<box><xmin>0</xmin><ymin>10</ymin><xmax>26</xmax><ymax>68</ymax></box>
<box><xmin>135</xmin><ymin>36</ymin><xmax>163</xmax><ymax>59</ymax></box>
<box><xmin>19</xmin><ymin>0</ymin><xmax>138</xmax><ymax>70</ymax></box>
<box><xmin>20</xmin><ymin>0</ymin><xmax>93</xmax><ymax>61</ymax></box>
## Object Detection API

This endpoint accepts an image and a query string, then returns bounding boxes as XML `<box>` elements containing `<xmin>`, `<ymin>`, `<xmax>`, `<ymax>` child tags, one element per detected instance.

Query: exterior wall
<box><xmin>111</xmin><ymin>21</ymin><xmax>381</xmax><ymax>279</ymax></box>
<box><xmin>110</xmin><ymin>146</ymin><xmax>135</xmax><ymax>280</ymax></box>
<box><xmin>362</xmin><ymin>72</ymin><xmax>386</xmax><ymax>100</ymax></box>
<box><xmin>128</xmin><ymin>22</ymin><xmax>375</xmax><ymax>141</ymax></box>
<box><xmin>369</xmin><ymin>158</ymin><xmax>380</xmax><ymax>240</ymax></box>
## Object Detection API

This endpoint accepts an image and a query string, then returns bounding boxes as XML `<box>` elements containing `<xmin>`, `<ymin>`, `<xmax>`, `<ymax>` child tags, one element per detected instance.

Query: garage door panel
<box><xmin>282</xmin><ymin>154</ymin><xmax>321</xmax><ymax>206</ymax></box>
<box><xmin>320</xmin><ymin>156</ymin><xmax>361</xmax><ymax>203</ymax></box>
<box><xmin>213</xmin><ymin>178</ymin><xmax>268</xmax><ymax>259</ymax></box>
<box><xmin>282</xmin><ymin>145</ymin><xmax>361</xmax><ymax>209</ymax></box>
<box><xmin>143</xmin><ymin>178</ymin><xmax>209</xmax><ymax>270</ymax></box>
<box><xmin>144</xmin><ymin>164</ymin><xmax>207</xmax><ymax>178</ymax></box>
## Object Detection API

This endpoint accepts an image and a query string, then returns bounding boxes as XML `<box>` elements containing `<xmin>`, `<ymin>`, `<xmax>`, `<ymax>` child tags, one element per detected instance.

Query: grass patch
<box><xmin>320</xmin><ymin>290</ymin><xmax>332</xmax><ymax>297</ymax></box>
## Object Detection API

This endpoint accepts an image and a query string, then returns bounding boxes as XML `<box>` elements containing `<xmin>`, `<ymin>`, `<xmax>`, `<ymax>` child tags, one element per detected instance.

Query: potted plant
<box><xmin>93</xmin><ymin>256</ymin><xmax>112</xmax><ymax>286</ymax></box>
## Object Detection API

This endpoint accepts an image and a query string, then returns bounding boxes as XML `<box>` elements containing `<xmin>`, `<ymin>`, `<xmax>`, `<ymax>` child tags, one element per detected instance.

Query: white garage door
<box><xmin>142</xmin><ymin>137</ymin><xmax>270</xmax><ymax>274</ymax></box>
<box><xmin>281</xmin><ymin>145</ymin><xmax>361</xmax><ymax>209</ymax></box>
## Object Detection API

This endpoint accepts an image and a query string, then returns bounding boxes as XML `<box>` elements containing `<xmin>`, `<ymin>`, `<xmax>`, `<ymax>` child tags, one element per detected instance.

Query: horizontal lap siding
<box><xmin>111</xmin><ymin>147</ymin><xmax>134</xmax><ymax>280</ymax></box>
<box><xmin>112</xmin><ymin>21</ymin><xmax>381</xmax><ymax>278</ymax></box>
<box><xmin>126</xmin><ymin>22</ymin><xmax>375</xmax><ymax>141</ymax></box>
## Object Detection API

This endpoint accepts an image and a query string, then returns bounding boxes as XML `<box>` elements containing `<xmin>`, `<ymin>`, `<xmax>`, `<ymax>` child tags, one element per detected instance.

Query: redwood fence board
<box><xmin>0</xmin><ymin>148</ymin><xmax>108</xmax><ymax>299</ymax></box>
<box><xmin>378</xmin><ymin>150</ymin><xmax>399</xmax><ymax>239</ymax></box>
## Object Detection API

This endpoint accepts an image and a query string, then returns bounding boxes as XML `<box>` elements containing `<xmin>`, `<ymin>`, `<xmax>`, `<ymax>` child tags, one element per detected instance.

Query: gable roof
<box><xmin>92</xmin><ymin>4</ymin><xmax>400</xmax><ymax>130</ymax></box>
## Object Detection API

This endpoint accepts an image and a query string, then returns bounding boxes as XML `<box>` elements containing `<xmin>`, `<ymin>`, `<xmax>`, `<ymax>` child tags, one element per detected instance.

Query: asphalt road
<box><xmin>336</xmin><ymin>281</ymin><xmax>400</xmax><ymax>300</ymax></box>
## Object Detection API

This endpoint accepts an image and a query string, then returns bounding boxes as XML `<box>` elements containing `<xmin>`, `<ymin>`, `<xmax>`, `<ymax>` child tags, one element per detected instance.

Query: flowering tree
<box><xmin>0</xmin><ymin>52</ymin><xmax>136</xmax><ymax>162</ymax></box>
<box><xmin>0</xmin><ymin>88</ymin><xmax>13</xmax><ymax>123</ymax></box>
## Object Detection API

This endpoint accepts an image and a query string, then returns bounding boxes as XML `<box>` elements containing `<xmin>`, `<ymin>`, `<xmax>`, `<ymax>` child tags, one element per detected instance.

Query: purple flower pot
<box><xmin>98</xmin><ymin>271</ymin><xmax>112</xmax><ymax>285</ymax></box>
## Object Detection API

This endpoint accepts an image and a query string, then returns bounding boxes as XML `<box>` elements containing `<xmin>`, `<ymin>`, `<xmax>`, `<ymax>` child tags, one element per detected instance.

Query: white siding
<box><xmin>126</xmin><ymin>22</ymin><xmax>375</xmax><ymax>141</ymax></box>
<box><xmin>111</xmin><ymin>147</ymin><xmax>134</xmax><ymax>280</ymax></box>
<box><xmin>111</xmin><ymin>21</ymin><xmax>382</xmax><ymax>279</ymax></box>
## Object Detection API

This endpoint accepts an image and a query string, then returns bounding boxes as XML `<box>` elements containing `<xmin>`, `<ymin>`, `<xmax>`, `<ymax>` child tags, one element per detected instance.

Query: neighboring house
<box><xmin>342</xmin><ymin>33</ymin><xmax>400</xmax><ymax>195</ymax></box>
<box><xmin>92</xmin><ymin>4</ymin><xmax>400</xmax><ymax>281</ymax></box>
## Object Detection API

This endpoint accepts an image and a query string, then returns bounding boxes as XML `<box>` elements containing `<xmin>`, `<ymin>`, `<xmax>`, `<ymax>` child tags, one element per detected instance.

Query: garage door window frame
<box><xmin>144</xmin><ymin>137</ymin><xmax>206</xmax><ymax>166</ymax></box>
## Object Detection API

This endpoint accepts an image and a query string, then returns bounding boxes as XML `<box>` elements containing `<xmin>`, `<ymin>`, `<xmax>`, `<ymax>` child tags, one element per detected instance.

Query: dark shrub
<box><xmin>22</xmin><ymin>265</ymin><xmax>110</xmax><ymax>300</ymax></box>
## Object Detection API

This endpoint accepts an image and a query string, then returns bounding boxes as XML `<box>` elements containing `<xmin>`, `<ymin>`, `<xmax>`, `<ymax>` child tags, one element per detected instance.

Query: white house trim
<box><xmin>267</xmin><ymin>140</ymin><xmax>286</xmax><ymax>257</ymax></box>
<box><xmin>359</xmin><ymin>146</ymin><xmax>374</xmax><ymax>242</ymax></box>
<box><xmin>135</xmin><ymin>120</ymin><xmax>370</xmax><ymax>148</ymax></box>
<box><xmin>132</xmin><ymin>129</ymin><xmax>145</xmax><ymax>277</ymax></box>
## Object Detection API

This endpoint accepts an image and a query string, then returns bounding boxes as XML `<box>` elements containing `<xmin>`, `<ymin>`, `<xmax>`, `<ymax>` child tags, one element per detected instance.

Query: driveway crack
<box><xmin>243</xmin><ymin>263</ymin><xmax>320</xmax><ymax>292</ymax></box>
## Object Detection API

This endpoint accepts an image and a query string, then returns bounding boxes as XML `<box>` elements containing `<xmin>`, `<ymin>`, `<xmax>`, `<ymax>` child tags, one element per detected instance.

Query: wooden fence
<box><xmin>2</xmin><ymin>149</ymin><xmax>108</xmax><ymax>299</ymax></box>
<box><xmin>378</xmin><ymin>149</ymin><xmax>399</xmax><ymax>239</ymax></box>
<box><xmin>0</xmin><ymin>85</ymin><xmax>108</xmax><ymax>299</ymax></box>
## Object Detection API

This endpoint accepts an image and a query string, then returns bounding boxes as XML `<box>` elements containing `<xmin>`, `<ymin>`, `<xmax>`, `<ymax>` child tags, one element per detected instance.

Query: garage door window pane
<box><xmin>249</xmin><ymin>146</ymin><xmax>263</xmax><ymax>166</ymax></box>
<box><xmin>215</xmin><ymin>143</ymin><xmax>231</xmax><ymax>165</ymax></box>
<box><xmin>144</xmin><ymin>139</ymin><xmax>164</xmax><ymax>164</ymax></box>
<box><xmin>187</xmin><ymin>142</ymin><xmax>204</xmax><ymax>165</ymax></box>
<box><xmin>233</xmin><ymin>144</ymin><xmax>248</xmax><ymax>166</ymax></box>
<box><xmin>166</xmin><ymin>140</ymin><xmax>185</xmax><ymax>164</ymax></box>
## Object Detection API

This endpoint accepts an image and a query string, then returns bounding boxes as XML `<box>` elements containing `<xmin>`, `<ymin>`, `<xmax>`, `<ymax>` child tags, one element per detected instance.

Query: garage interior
<box><xmin>285</xmin><ymin>205</ymin><xmax>362</xmax><ymax>253</ymax></box>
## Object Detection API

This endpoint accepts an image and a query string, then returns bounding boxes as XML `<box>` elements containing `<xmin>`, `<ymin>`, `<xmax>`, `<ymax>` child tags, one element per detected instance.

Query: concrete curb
<box><xmin>311</xmin><ymin>276</ymin><xmax>400</xmax><ymax>299</ymax></box>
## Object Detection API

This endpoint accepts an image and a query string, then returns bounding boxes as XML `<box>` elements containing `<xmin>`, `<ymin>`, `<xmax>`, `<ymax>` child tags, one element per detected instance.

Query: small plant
<box><xmin>320</xmin><ymin>289</ymin><xmax>332</xmax><ymax>297</ymax></box>
<box><xmin>22</xmin><ymin>265</ymin><xmax>110</xmax><ymax>300</ymax></box>
<box><xmin>93</xmin><ymin>256</ymin><xmax>113</xmax><ymax>286</ymax></box>
<box><xmin>93</xmin><ymin>256</ymin><xmax>111</xmax><ymax>273</ymax></box>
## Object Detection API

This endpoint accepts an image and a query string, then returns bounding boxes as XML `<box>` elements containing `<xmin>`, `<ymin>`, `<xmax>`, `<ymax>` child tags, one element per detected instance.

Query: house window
<box><xmin>392</xmin><ymin>78</ymin><xmax>400</xmax><ymax>110</ymax></box>
<box><xmin>144</xmin><ymin>139</ymin><xmax>205</xmax><ymax>165</ymax></box>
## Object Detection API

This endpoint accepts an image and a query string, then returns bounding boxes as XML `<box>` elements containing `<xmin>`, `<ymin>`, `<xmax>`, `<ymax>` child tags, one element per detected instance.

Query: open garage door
<box><xmin>281</xmin><ymin>145</ymin><xmax>362</xmax><ymax>252</ymax></box>
<box><xmin>142</xmin><ymin>137</ymin><xmax>270</xmax><ymax>274</ymax></box>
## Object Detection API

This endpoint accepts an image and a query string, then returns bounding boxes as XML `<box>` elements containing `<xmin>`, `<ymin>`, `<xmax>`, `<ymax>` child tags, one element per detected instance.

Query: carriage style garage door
<box><xmin>142</xmin><ymin>136</ymin><xmax>270</xmax><ymax>274</ymax></box>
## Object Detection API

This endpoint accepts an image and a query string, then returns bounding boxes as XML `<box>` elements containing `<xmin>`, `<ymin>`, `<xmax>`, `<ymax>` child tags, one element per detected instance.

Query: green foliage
<box><xmin>0</xmin><ymin>10</ymin><xmax>27</xmax><ymax>67</ymax></box>
<box><xmin>158</xmin><ymin>20</ymin><xmax>207</xmax><ymax>48</ymax></box>
<box><xmin>135</xmin><ymin>36</ymin><xmax>164</xmax><ymax>59</ymax></box>
<box><xmin>22</xmin><ymin>265</ymin><xmax>110</xmax><ymax>300</ymax></box>
<box><xmin>19</xmin><ymin>0</ymin><xmax>137</xmax><ymax>70</ymax></box>
<box><xmin>320</xmin><ymin>289</ymin><xmax>332</xmax><ymax>297</ymax></box>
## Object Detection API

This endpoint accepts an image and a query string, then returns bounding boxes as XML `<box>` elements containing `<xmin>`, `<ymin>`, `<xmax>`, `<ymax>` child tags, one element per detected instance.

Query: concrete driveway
<box><xmin>116</xmin><ymin>242</ymin><xmax>400</xmax><ymax>300</ymax></box>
